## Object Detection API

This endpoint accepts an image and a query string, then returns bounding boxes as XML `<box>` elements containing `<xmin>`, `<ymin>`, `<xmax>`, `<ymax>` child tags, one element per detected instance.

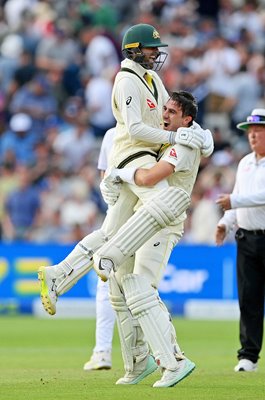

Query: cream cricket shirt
<box><xmin>110</xmin><ymin>58</ymin><xmax>170</xmax><ymax>167</ymax></box>
<box><xmin>160</xmin><ymin>143</ymin><xmax>201</xmax><ymax>226</ymax></box>
<box><xmin>162</xmin><ymin>144</ymin><xmax>201</xmax><ymax>195</ymax></box>
<box><xmin>219</xmin><ymin>152</ymin><xmax>265</xmax><ymax>231</ymax></box>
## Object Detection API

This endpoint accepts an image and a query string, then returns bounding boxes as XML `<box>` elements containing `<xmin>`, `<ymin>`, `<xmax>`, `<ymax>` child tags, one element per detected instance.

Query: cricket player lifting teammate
<box><xmin>94</xmin><ymin>91</ymin><xmax>213</xmax><ymax>387</ymax></box>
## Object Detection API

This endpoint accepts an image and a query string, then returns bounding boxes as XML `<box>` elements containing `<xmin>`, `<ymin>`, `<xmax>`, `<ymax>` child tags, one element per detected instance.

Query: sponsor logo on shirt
<box><xmin>169</xmin><ymin>148</ymin><xmax>177</xmax><ymax>159</ymax></box>
<box><xmin>126</xmin><ymin>96</ymin><xmax>132</xmax><ymax>105</ymax></box>
<box><xmin>147</xmin><ymin>99</ymin><xmax>156</xmax><ymax>109</ymax></box>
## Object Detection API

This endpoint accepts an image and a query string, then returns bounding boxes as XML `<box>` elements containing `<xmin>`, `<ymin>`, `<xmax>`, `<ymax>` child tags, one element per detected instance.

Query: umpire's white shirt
<box><xmin>219</xmin><ymin>152</ymin><xmax>265</xmax><ymax>231</ymax></box>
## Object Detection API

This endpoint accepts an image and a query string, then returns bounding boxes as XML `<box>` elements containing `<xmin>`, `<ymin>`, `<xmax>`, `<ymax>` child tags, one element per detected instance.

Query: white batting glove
<box><xmin>172</xmin><ymin>123</ymin><xmax>204</xmax><ymax>149</ymax></box>
<box><xmin>100</xmin><ymin>168</ymin><xmax>122</xmax><ymax>206</ymax></box>
<box><xmin>100</xmin><ymin>179</ymin><xmax>121</xmax><ymax>206</ymax></box>
<box><xmin>201</xmin><ymin>130</ymin><xmax>214</xmax><ymax>157</ymax></box>
<box><xmin>172</xmin><ymin>122</ymin><xmax>214</xmax><ymax>156</ymax></box>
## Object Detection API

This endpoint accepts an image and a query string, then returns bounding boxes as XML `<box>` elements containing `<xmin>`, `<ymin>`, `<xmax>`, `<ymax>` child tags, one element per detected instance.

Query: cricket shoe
<box><xmin>234</xmin><ymin>359</ymin><xmax>258</xmax><ymax>372</ymax></box>
<box><xmin>38</xmin><ymin>266</ymin><xmax>63</xmax><ymax>315</ymax></box>
<box><xmin>116</xmin><ymin>354</ymin><xmax>158</xmax><ymax>385</ymax></box>
<box><xmin>153</xmin><ymin>357</ymin><xmax>195</xmax><ymax>388</ymax></box>
<box><xmin>93</xmin><ymin>255</ymin><xmax>113</xmax><ymax>282</ymax></box>
<box><xmin>83</xmin><ymin>351</ymin><xmax>112</xmax><ymax>371</ymax></box>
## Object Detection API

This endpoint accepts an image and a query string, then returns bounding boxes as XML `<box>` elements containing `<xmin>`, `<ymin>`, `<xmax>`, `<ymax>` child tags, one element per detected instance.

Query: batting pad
<box><xmin>95</xmin><ymin>187</ymin><xmax>190</xmax><ymax>268</ymax></box>
<box><xmin>56</xmin><ymin>230</ymin><xmax>106</xmax><ymax>295</ymax></box>
<box><xmin>109</xmin><ymin>274</ymin><xmax>148</xmax><ymax>372</ymax></box>
<box><xmin>122</xmin><ymin>273</ymin><xmax>180</xmax><ymax>370</ymax></box>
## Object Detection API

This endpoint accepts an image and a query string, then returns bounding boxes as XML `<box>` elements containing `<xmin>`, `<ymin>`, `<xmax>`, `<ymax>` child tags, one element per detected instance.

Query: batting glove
<box><xmin>172</xmin><ymin>123</ymin><xmax>204</xmax><ymax>149</ymax></box>
<box><xmin>172</xmin><ymin>122</ymin><xmax>214</xmax><ymax>156</ymax></box>
<box><xmin>200</xmin><ymin>128</ymin><xmax>214</xmax><ymax>157</ymax></box>
<box><xmin>100</xmin><ymin>168</ymin><xmax>122</xmax><ymax>206</ymax></box>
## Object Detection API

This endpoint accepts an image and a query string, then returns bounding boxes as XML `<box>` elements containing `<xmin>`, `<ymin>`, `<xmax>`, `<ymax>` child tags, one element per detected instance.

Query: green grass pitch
<box><xmin>0</xmin><ymin>316</ymin><xmax>264</xmax><ymax>400</ymax></box>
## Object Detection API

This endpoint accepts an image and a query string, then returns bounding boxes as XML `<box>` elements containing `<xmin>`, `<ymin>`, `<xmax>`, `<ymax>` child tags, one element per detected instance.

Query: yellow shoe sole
<box><xmin>38</xmin><ymin>267</ymin><xmax>56</xmax><ymax>316</ymax></box>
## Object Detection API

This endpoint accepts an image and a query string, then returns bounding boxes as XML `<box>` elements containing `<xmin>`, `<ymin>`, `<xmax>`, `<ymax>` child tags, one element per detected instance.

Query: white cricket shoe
<box><xmin>83</xmin><ymin>351</ymin><xmax>112</xmax><ymax>371</ymax></box>
<box><xmin>153</xmin><ymin>357</ymin><xmax>195</xmax><ymax>388</ymax></box>
<box><xmin>234</xmin><ymin>359</ymin><xmax>258</xmax><ymax>372</ymax></box>
<box><xmin>94</xmin><ymin>257</ymin><xmax>113</xmax><ymax>282</ymax></box>
<box><xmin>116</xmin><ymin>354</ymin><xmax>158</xmax><ymax>385</ymax></box>
<box><xmin>38</xmin><ymin>266</ymin><xmax>63</xmax><ymax>315</ymax></box>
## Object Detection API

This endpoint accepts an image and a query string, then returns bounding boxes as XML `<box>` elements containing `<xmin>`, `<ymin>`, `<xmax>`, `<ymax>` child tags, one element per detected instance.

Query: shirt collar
<box><xmin>248</xmin><ymin>152</ymin><xmax>265</xmax><ymax>165</ymax></box>
<box><xmin>121</xmin><ymin>58</ymin><xmax>153</xmax><ymax>79</ymax></box>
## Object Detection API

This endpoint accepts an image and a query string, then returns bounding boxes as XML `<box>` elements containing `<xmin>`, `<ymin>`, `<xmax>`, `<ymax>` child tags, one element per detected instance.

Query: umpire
<box><xmin>215</xmin><ymin>108</ymin><xmax>265</xmax><ymax>372</ymax></box>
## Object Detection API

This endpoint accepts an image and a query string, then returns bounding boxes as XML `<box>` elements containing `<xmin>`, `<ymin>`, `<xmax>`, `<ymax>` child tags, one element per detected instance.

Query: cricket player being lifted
<box><xmin>38</xmin><ymin>24</ymin><xmax>213</xmax><ymax>385</ymax></box>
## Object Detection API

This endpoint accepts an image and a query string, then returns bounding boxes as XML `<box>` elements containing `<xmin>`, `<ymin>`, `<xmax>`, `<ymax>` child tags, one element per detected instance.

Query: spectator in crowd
<box><xmin>200</xmin><ymin>34</ymin><xmax>241</xmax><ymax>114</ymax></box>
<box><xmin>59</xmin><ymin>178</ymin><xmax>99</xmax><ymax>235</ymax></box>
<box><xmin>77</xmin><ymin>0</ymin><xmax>119</xmax><ymax>32</ymax></box>
<box><xmin>6</xmin><ymin>50</ymin><xmax>37</xmax><ymax>102</ymax></box>
<box><xmin>35</xmin><ymin>18</ymin><xmax>81</xmax><ymax>76</ymax></box>
<box><xmin>226</xmin><ymin>64</ymin><xmax>262</xmax><ymax>136</ymax></box>
<box><xmin>0</xmin><ymin>159</ymin><xmax>20</xmax><ymax>240</ymax></box>
<box><xmin>79</xmin><ymin>24</ymin><xmax>120</xmax><ymax>78</ymax></box>
<box><xmin>188</xmin><ymin>183</ymin><xmax>221</xmax><ymax>244</ymax></box>
<box><xmin>52</xmin><ymin>108</ymin><xmax>97</xmax><ymax>173</ymax></box>
<box><xmin>0</xmin><ymin>33</ymin><xmax>24</xmax><ymax>93</ymax></box>
<box><xmin>9</xmin><ymin>73</ymin><xmax>58</xmax><ymax>140</ymax></box>
<box><xmin>3</xmin><ymin>0</ymin><xmax>34</xmax><ymax>31</ymax></box>
<box><xmin>2</xmin><ymin>165</ymin><xmax>41</xmax><ymax>241</ymax></box>
<box><xmin>0</xmin><ymin>112</ymin><xmax>37</xmax><ymax>166</ymax></box>
<box><xmin>219</xmin><ymin>0</ymin><xmax>265</xmax><ymax>51</ymax></box>
<box><xmin>84</xmin><ymin>69</ymin><xmax>116</xmax><ymax>138</ymax></box>
<box><xmin>215</xmin><ymin>108</ymin><xmax>265</xmax><ymax>372</ymax></box>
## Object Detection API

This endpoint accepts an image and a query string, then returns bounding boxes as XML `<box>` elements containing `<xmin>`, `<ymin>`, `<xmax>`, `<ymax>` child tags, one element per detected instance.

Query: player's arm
<box><xmin>105</xmin><ymin>143</ymin><xmax>194</xmax><ymax>188</ymax></box>
<box><xmin>100</xmin><ymin>159</ymin><xmax>173</xmax><ymax>206</ymax></box>
<box><xmin>134</xmin><ymin>160</ymin><xmax>174</xmax><ymax>186</ymax></box>
<box><xmin>116</xmin><ymin>78</ymin><xmax>207</xmax><ymax>149</ymax></box>
<box><xmin>104</xmin><ymin>158</ymin><xmax>175</xmax><ymax>188</ymax></box>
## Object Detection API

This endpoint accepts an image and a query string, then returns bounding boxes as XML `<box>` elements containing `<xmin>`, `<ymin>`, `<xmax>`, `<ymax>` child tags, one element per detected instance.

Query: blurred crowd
<box><xmin>0</xmin><ymin>0</ymin><xmax>265</xmax><ymax>245</ymax></box>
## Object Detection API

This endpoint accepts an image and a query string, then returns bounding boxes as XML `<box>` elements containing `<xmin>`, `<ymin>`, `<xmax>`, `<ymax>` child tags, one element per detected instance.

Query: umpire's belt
<box><xmin>241</xmin><ymin>228</ymin><xmax>265</xmax><ymax>236</ymax></box>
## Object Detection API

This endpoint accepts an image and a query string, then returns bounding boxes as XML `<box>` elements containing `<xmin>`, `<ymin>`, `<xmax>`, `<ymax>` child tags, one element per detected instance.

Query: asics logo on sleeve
<box><xmin>126</xmin><ymin>96</ymin><xmax>132</xmax><ymax>105</ymax></box>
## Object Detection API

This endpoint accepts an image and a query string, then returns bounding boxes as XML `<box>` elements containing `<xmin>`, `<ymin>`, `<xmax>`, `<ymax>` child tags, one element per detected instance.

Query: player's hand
<box><xmin>216</xmin><ymin>194</ymin><xmax>232</xmax><ymax>211</ymax></box>
<box><xmin>100</xmin><ymin>168</ymin><xmax>122</xmax><ymax>206</ymax></box>
<box><xmin>173</xmin><ymin>123</ymin><xmax>204</xmax><ymax>149</ymax></box>
<box><xmin>103</xmin><ymin>167</ymin><xmax>123</xmax><ymax>184</ymax></box>
<box><xmin>193</xmin><ymin>122</ymin><xmax>214</xmax><ymax>157</ymax></box>
<box><xmin>173</xmin><ymin>122</ymin><xmax>214</xmax><ymax>155</ymax></box>
<box><xmin>215</xmin><ymin>224</ymin><xmax>226</xmax><ymax>246</ymax></box>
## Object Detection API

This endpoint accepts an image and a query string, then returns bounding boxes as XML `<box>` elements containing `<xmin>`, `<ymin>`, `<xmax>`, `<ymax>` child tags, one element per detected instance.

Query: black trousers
<box><xmin>235</xmin><ymin>228</ymin><xmax>265</xmax><ymax>363</ymax></box>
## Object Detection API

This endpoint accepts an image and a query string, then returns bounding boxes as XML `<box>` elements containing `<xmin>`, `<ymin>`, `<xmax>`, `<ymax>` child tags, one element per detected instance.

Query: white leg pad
<box><xmin>56</xmin><ymin>230</ymin><xmax>107</xmax><ymax>295</ymax></box>
<box><xmin>95</xmin><ymin>187</ymin><xmax>190</xmax><ymax>268</ymax></box>
<box><xmin>109</xmin><ymin>274</ymin><xmax>148</xmax><ymax>372</ymax></box>
<box><xmin>122</xmin><ymin>273</ymin><xmax>181</xmax><ymax>370</ymax></box>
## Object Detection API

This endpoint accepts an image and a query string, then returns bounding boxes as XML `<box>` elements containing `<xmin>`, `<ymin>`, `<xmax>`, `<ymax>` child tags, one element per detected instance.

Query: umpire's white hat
<box><xmin>237</xmin><ymin>108</ymin><xmax>265</xmax><ymax>131</ymax></box>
